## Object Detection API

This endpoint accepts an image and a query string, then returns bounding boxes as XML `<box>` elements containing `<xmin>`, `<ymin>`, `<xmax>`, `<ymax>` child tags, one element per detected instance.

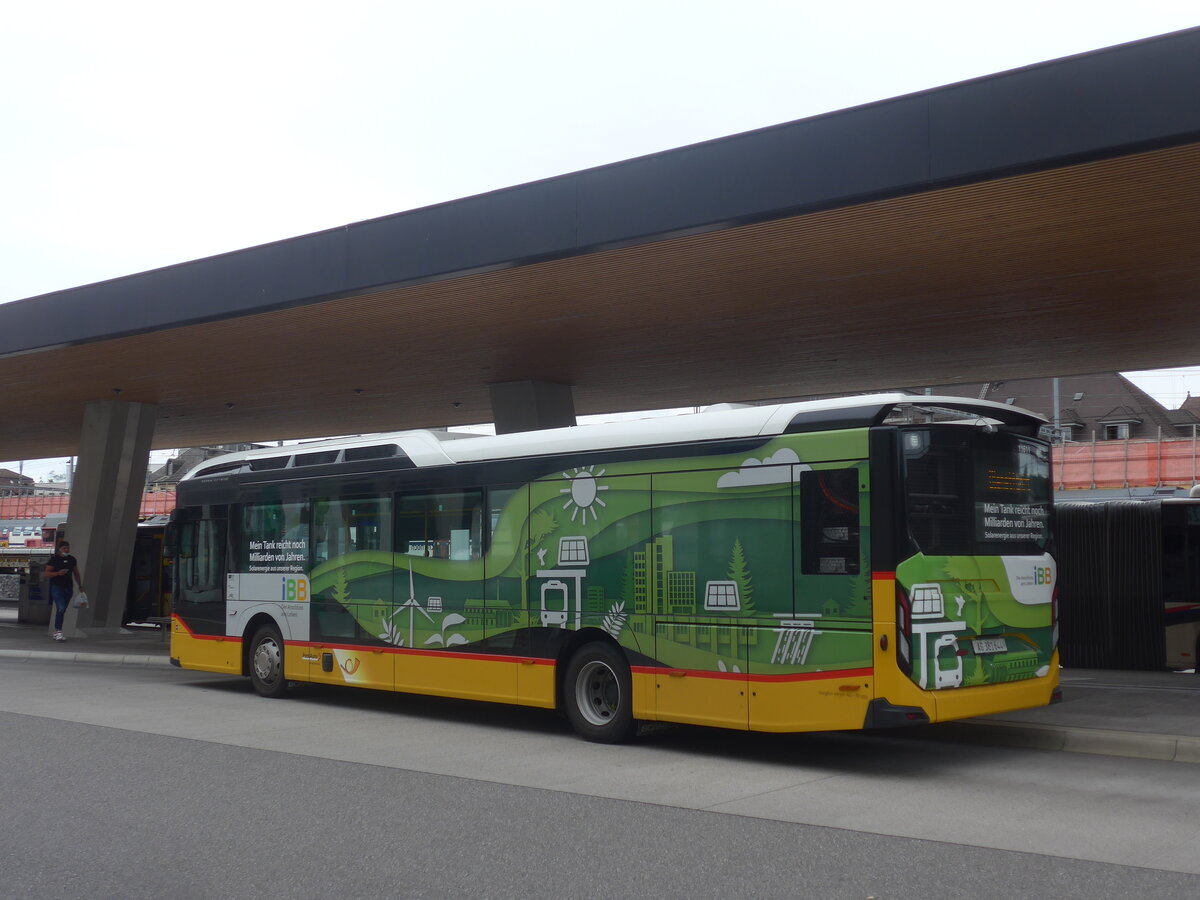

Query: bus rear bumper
<box><xmin>867</xmin><ymin>654</ymin><xmax>1061</xmax><ymax>727</ymax></box>
<box><xmin>863</xmin><ymin>698</ymin><xmax>930</xmax><ymax>728</ymax></box>
<box><xmin>931</xmin><ymin>663</ymin><xmax>1061</xmax><ymax>723</ymax></box>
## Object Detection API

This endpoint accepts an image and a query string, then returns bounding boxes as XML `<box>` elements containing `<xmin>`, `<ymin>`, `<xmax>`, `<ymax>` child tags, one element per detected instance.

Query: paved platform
<box><xmin>0</xmin><ymin>604</ymin><xmax>170</xmax><ymax>667</ymax></box>
<box><xmin>2</xmin><ymin>603</ymin><xmax>1198</xmax><ymax>763</ymax></box>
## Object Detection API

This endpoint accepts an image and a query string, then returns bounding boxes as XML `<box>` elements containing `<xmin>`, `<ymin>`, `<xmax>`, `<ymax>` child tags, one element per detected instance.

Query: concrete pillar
<box><xmin>489</xmin><ymin>381</ymin><xmax>576</xmax><ymax>434</ymax></box>
<box><xmin>56</xmin><ymin>399</ymin><xmax>156</xmax><ymax>637</ymax></box>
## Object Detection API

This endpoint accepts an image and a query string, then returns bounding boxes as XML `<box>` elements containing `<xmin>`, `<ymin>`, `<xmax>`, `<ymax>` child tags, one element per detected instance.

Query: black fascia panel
<box><xmin>345</xmin><ymin>175</ymin><xmax>579</xmax><ymax>289</ymax></box>
<box><xmin>575</xmin><ymin>95</ymin><xmax>930</xmax><ymax>248</ymax></box>
<box><xmin>929</xmin><ymin>28</ymin><xmax>1200</xmax><ymax>180</ymax></box>
<box><xmin>0</xmin><ymin>229</ymin><xmax>351</xmax><ymax>355</ymax></box>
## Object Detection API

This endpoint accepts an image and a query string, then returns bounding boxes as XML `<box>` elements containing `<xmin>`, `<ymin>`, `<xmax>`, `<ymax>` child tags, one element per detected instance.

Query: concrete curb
<box><xmin>0</xmin><ymin>648</ymin><xmax>171</xmax><ymax>667</ymax></box>
<box><xmin>927</xmin><ymin>719</ymin><xmax>1200</xmax><ymax>765</ymax></box>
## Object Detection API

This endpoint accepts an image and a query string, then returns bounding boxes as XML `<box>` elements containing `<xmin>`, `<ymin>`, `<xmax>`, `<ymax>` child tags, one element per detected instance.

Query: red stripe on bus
<box><xmin>172</xmin><ymin>615</ymin><xmax>242</xmax><ymax>643</ymax></box>
<box><xmin>292</xmin><ymin>640</ymin><xmax>554</xmax><ymax>667</ymax></box>
<box><xmin>750</xmin><ymin>667</ymin><xmax>873</xmax><ymax>683</ymax></box>
<box><xmin>872</xmin><ymin>571</ymin><xmax>895</xmax><ymax>581</ymax></box>
<box><xmin>631</xmin><ymin>665</ymin><xmax>873</xmax><ymax>683</ymax></box>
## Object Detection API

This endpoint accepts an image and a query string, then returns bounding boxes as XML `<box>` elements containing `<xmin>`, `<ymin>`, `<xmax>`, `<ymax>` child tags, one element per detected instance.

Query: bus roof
<box><xmin>182</xmin><ymin>393</ymin><xmax>1046</xmax><ymax>481</ymax></box>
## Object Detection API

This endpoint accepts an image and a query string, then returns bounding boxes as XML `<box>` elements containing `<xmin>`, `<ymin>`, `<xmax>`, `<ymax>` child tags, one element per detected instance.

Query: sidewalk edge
<box><xmin>0</xmin><ymin>648</ymin><xmax>171</xmax><ymax>667</ymax></box>
<box><xmin>930</xmin><ymin>719</ymin><xmax>1200</xmax><ymax>764</ymax></box>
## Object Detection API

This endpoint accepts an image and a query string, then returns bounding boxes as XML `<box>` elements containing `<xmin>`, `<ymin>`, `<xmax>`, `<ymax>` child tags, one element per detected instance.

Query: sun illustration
<box><xmin>560</xmin><ymin>466</ymin><xmax>609</xmax><ymax>523</ymax></box>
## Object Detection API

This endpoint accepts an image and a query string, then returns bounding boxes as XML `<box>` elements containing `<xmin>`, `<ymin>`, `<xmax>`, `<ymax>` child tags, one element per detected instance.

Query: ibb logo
<box><xmin>280</xmin><ymin>576</ymin><xmax>309</xmax><ymax>603</ymax></box>
<box><xmin>1033</xmin><ymin>566</ymin><xmax>1053</xmax><ymax>585</ymax></box>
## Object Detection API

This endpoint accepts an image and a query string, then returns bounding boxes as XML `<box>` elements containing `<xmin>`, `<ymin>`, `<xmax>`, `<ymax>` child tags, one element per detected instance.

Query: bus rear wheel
<box><xmin>249</xmin><ymin>624</ymin><xmax>288</xmax><ymax>699</ymax></box>
<box><xmin>564</xmin><ymin>642</ymin><xmax>635</xmax><ymax>743</ymax></box>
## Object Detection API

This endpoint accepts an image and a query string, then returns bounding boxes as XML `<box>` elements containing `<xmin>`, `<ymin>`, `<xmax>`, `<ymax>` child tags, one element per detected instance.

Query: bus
<box><xmin>1056</xmin><ymin>498</ymin><xmax>1200</xmax><ymax>672</ymax></box>
<box><xmin>167</xmin><ymin>393</ymin><xmax>1060</xmax><ymax>742</ymax></box>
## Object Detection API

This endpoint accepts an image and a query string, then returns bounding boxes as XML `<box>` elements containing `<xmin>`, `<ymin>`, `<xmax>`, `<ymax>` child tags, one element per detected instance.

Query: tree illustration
<box><xmin>971</xmin><ymin>590</ymin><xmax>996</xmax><ymax>632</ymax></box>
<box><xmin>529</xmin><ymin>508</ymin><xmax>559</xmax><ymax>547</ymax></box>
<box><xmin>727</xmin><ymin>539</ymin><xmax>755</xmax><ymax>614</ymax></box>
<box><xmin>332</xmin><ymin>568</ymin><xmax>350</xmax><ymax>607</ymax></box>
<box><xmin>845</xmin><ymin>589</ymin><xmax>871</xmax><ymax>619</ymax></box>
<box><xmin>962</xmin><ymin>589</ymin><xmax>997</xmax><ymax>685</ymax></box>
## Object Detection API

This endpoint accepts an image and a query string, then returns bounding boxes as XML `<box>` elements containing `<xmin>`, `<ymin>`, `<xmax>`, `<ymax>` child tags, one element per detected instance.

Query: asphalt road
<box><xmin>1</xmin><ymin>660</ymin><xmax>1198</xmax><ymax>899</ymax></box>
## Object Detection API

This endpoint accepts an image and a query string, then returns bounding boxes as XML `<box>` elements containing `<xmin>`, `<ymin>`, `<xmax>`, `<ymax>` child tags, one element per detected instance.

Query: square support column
<box><xmin>489</xmin><ymin>381</ymin><xmax>576</xmax><ymax>434</ymax></box>
<box><xmin>58</xmin><ymin>399</ymin><xmax>156</xmax><ymax>636</ymax></box>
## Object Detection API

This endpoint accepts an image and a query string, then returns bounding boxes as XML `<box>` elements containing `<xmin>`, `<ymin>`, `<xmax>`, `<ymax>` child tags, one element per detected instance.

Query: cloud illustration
<box><xmin>717</xmin><ymin>447</ymin><xmax>811</xmax><ymax>487</ymax></box>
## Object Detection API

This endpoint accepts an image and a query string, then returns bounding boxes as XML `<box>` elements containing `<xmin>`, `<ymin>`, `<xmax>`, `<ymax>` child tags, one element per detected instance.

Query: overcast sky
<box><xmin>2</xmin><ymin>2</ymin><xmax>1198</xmax><ymax>479</ymax></box>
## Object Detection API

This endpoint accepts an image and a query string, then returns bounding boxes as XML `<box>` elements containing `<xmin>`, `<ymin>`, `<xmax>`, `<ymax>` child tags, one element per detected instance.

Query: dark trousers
<box><xmin>49</xmin><ymin>583</ymin><xmax>72</xmax><ymax>630</ymax></box>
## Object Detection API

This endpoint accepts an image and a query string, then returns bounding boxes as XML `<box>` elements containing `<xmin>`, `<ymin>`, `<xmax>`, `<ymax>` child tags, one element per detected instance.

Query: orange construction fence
<box><xmin>0</xmin><ymin>489</ymin><xmax>176</xmax><ymax>521</ymax></box>
<box><xmin>1054</xmin><ymin>438</ymin><xmax>1200</xmax><ymax>491</ymax></box>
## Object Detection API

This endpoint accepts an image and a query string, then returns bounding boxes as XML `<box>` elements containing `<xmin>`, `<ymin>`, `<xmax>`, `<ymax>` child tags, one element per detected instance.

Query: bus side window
<box><xmin>313</xmin><ymin>497</ymin><xmax>391</xmax><ymax>565</ymax></box>
<box><xmin>800</xmin><ymin>468</ymin><xmax>861</xmax><ymax>576</ymax></box>
<box><xmin>487</xmin><ymin>487</ymin><xmax>520</xmax><ymax>552</ymax></box>
<box><xmin>395</xmin><ymin>491</ymin><xmax>484</xmax><ymax>560</ymax></box>
<box><xmin>178</xmin><ymin>519</ymin><xmax>226</xmax><ymax>606</ymax></box>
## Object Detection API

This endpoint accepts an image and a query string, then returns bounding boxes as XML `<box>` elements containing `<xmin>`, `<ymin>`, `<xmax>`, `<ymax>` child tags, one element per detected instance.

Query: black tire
<box><xmin>248</xmin><ymin>624</ymin><xmax>289</xmax><ymax>699</ymax></box>
<box><xmin>563</xmin><ymin>642</ymin><xmax>635</xmax><ymax>743</ymax></box>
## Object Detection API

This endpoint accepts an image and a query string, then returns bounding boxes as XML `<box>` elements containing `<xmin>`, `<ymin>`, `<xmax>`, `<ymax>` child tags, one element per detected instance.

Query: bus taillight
<box><xmin>896</xmin><ymin>585</ymin><xmax>912</xmax><ymax>670</ymax></box>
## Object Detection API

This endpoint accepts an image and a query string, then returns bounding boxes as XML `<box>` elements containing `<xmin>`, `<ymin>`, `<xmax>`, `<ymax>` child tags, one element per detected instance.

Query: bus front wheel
<box><xmin>249</xmin><ymin>624</ymin><xmax>289</xmax><ymax>699</ymax></box>
<box><xmin>563</xmin><ymin>642</ymin><xmax>635</xmax><ymax>743</ymax></box>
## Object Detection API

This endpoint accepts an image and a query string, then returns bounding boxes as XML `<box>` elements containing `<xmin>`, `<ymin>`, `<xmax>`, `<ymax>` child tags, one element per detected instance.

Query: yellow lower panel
<box><xmin>749</xmin><ymin>676</ymin><xmax>874</xmax><ymax>733</ymax></box>
<box><xmin>285</xmin><ymin>644</ymin><xmax>553</xmax><ymax>708</ymax></box>
<box><xmin>655</xmin><ymin>670</ymin><xmax>748</xmax><ymax>730</ymax></box>
<box><xmin>284</xmin><ymin>644</ymin><xmax>314</xmax><ymax>682</ymax></box>
<box><xmin>516</xmin><ymin>659</ymin><xmax>556</xmax><ymax>709</ymax></box>
<box><xmin>631</xmin><ymin>668</ymin><xmax>657</xmax><ymax>721</ymax></box>
<box><xmin>328</xmin><ymin>647</ymin><xmax>394</xmax><ymax>691</ymax></box>
<box><xmin>396</xmin><ymin>652</ymin><xmax>522</xmax><ymax>705</ymax></box>
<box><xmin>170</xmin><ymin>626</ymin><xmax>241</xmax><ymax>675</ymax></box>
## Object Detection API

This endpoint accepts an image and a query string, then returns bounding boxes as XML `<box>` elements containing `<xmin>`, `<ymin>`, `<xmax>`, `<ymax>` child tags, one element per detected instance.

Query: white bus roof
<box><xmin>183</xmin><ymin>393</ymin><xmax>1045</xmax><ymax>480</ymax></box>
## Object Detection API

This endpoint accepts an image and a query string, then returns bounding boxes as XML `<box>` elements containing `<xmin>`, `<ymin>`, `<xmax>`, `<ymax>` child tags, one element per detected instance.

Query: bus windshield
<box><xmin>902</xmin><ymin>428</ymin><xmax>1051</xmax><ymax>556</ymax></box>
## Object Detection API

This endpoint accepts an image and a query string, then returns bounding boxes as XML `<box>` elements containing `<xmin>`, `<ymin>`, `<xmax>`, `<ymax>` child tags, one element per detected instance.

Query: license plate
<box><xmin>972</xmin><ymin>637</ymin><xmax>1008</xmax><ymax>654</ymax></box>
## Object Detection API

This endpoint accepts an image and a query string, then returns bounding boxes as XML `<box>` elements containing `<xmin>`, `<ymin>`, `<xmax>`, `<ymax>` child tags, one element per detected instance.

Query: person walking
<box><xmin>44</xmin><ymin>540</ymin><xmax>83</xmax><ymax>642</ymax></box>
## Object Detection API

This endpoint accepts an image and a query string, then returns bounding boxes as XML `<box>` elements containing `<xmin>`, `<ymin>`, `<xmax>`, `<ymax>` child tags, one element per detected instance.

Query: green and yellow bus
<box><xmin>168</xmin><ymin>394</ymin><xmax>1060</xmax><ymax>742</ymax></box>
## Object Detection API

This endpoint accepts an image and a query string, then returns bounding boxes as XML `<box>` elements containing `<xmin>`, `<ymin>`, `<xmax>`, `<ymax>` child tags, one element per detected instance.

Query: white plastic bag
<box><xmin>73</xmin><ymin>591</ymin><xmax>89</xmax><ymax>609</ymax></box>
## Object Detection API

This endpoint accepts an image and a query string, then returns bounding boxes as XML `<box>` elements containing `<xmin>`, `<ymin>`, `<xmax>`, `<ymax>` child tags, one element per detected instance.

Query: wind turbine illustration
<box><xmin>400</xmin><ymin>560</ymin><xmax>434</xmax><ymax>647</ymax></box>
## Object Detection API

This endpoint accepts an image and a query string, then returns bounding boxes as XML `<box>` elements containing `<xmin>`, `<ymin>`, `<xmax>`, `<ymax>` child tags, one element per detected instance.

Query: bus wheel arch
<box><xmin>245</xmin><ymin>616</ymin><xmax>288</xmax><ymax>699</ymax></box>
<box><xmin>560</xmin><ymin>635</ymin><xmax>636</xmax><ymax>743</ymax></box>
<box><xmin>555</xmin><ymin>627</ymin><xmax>617</xmax><ymax>706</ymax></box>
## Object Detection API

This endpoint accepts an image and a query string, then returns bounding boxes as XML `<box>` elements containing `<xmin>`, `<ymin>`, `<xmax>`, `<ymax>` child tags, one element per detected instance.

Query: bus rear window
<box><xmin>903</xmin><ymin>429</ymin><xmax>1050</xmax><ymax>555</ymax></box>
